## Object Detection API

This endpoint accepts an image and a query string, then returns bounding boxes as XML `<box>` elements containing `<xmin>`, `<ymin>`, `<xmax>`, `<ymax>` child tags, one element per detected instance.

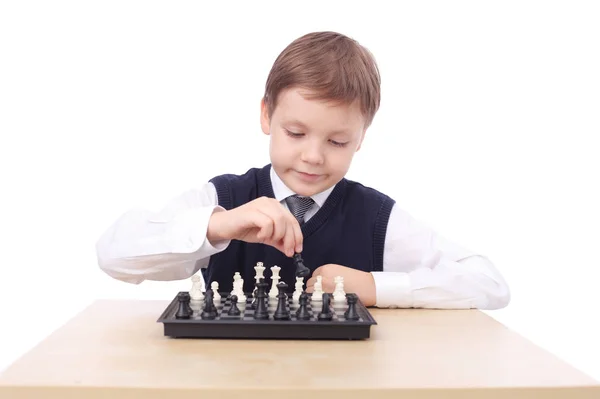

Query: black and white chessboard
<box><xmin>157</xmin><ymin>291</ymin><xmax>377</xmax><ymax>340</ymax></box>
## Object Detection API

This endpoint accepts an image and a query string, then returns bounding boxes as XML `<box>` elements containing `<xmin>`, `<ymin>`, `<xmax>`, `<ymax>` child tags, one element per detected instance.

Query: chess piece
<box><xmin>269</xmin><ymin>265</ymin><xmax>281</xmax><ymax>298</ymax></box>
<box><xmin>292</xmin><ymin>276</ymin><xmax>304</xmax><ymax>301</ymax></box>
<box><xmin>227</xmin><ymin>295</ymin><xmax>241</xmax><ymax>316</ymax></box>
<box><xmin>211</xmin><ymin>281</ymin><xmax>221</xmax><ymax>300</ymax></box>
<box><xmin>201</xmin><ymin>290</ymin><xmax>217</xmax><ymax>320</ymax></box>
<box><xmin>317</xmin><ymin>293</ymin><xmax>333</xmax><ymax>321</ymax></box>
<box><xmin>175</xmin><ymin>292</ymin><xmax>193</xmax><ymax>319</ymax></box>
<box><xmin>344</xmin><ymin>293</ymin><xmax>360</xmax><ymax>320</ymax></box>
<box><xmin>312</xmin><ymin>275</ymin><xmax>324</xmax><ymax>301</ymax></box>
<box><xmin>189</xmin><ymin>274</ymin><xmax>204</xmax><ymax>300</ymax></box>
<box><xmin>296</xmin><ymin>292</ymin><xmax>311</xmax><ymax>320</ymax></box>
<box><xmin>230</xmin><ymin>272</ymin><xmax>241</xmax><ymax>295</ymax></box>
<box><xmin>250</xmin><ymin>277</ymin><xmax>261</xmax><ymax>309</ymax></box>
<box><xmin>273</xmin><ymin>282</ymin><xmax>290</xmax><ymax>320</ymax></box>
<box><xmin>253</xmin><ymin>279</ymin><xmax>270</xmax><ymax>320</ymax></box>
<box><xmin>253</xmin><ymin>262</ymin><xmax>265</xmax><ymax>296</ymax></box>
<box><xmin>293</xmin><ymin>253</ymin><xmax>310</xmax><ymax>278</ymax></box>
<box><xmin>332</xmin><ymin>276</ymin><xmax>346</xmax><ymax>302</ymax></box>
<box><xmin>232</xmin><ymin>276</ymin><xmax>246</xmax><ymax>301</ymax></box>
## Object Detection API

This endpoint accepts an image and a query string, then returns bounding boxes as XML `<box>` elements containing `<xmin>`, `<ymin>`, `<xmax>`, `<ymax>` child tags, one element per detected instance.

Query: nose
<box><xmin>300</xmin><ymin>142</ymin><xmax>325</xmax><ymax>165</ymax></box>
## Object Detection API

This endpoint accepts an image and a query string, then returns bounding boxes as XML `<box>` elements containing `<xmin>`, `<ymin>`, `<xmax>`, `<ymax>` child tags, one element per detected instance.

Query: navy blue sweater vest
<box><xmin>201</xmin><ymin>165</ymin><xmax>395</xmax><ymax>294</ymax></box>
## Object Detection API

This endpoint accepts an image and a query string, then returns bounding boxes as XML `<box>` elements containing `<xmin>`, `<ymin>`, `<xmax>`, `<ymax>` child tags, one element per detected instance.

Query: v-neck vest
<box><xmin>202</xmin><ymin>164</ymin><xmax>395</xmax><ymax>294</ymax></box>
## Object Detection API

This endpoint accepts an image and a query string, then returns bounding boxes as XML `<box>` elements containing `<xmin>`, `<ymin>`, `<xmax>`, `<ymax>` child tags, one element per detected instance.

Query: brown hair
<box><xmin>263</xmin><ymin>31</ymin><xmax>381</xmax><ymax>129</ymax></box>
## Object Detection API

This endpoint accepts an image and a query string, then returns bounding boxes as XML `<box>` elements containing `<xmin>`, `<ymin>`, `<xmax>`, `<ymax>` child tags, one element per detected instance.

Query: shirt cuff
<box><xmin>370</xmin><ymin>271</ymin><xmax>413</xmax><ymax>308</ymax></box>
<box><xmin>165</xmin><ymin>205</ymin><xmax>230</xmax><ymax>255</ymax></box>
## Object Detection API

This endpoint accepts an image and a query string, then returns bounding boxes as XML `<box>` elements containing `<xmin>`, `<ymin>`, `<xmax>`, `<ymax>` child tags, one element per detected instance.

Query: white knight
<box><xmin>189</xmin><ymin>274</ymin><xmax>204</xmax><ymax>300</ymax></box>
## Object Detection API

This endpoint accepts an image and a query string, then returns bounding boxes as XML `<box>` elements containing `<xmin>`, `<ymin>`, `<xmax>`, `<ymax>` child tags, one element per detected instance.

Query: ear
<box><xmin>260</xmin><ymin>98</ymin><xmax>270</xmax><ymax>135</ymax></box>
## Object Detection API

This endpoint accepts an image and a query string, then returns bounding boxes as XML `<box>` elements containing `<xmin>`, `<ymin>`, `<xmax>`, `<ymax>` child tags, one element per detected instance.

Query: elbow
<box><xmin>479</xmin><ymin>281</ymin><xmax>511</xmax><ymax>310</ymax></box>
<box><xmin>483</xmin><ymin>291</ymin><xmax>511</xmax><ymax>310</ymax></box>
<box><xmin>465</xmin><ymin>256</ymin><xmax>512</xmax><ymax>310</ymax></box>
<box><xmin>97</xmin><ymin>257</ymin><xmax>146</xmax><ymax>285</ymax></box>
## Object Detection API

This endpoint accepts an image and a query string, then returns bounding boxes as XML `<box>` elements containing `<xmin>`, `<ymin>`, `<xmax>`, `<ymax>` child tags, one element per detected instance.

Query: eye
<box><xmin>330</xmin><ymin>140</ymin><xmax>348</xmax><ymax>148</ymax></box>
<box><xmin>285</xmin><ymin>129</ymin><xmax>303</xmax><ymax>138</ymax></box>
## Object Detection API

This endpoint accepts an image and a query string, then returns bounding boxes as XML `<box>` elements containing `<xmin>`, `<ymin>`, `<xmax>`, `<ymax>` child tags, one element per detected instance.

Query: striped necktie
<box><xmin>285</xmin><ymin>195</ymin><xmax>314</xmax><ymax>223</ymax></box>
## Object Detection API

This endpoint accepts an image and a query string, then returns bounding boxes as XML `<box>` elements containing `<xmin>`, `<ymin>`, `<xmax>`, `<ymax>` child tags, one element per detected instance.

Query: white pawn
<box><xmin>333</xmin><ymin>276</ymin><xmax>346</xmax><ymax>302</ymax></box>
<box><xmin>269</xmin><ymin>265</ymin><xmax>281</xmax><ymax>298</ymax></box>
<box><xmin>211</xmin><ymin>281</ymin><xmax>221</xmax><ymax>300</ymax></box>
<box><xmin>312</xmin><ymin>275</ymin><xmax>324</xmax><ymax>301</ymax></box>
<box><xmin>230</xmin><ymin>272</ymin><xmax>242</xmax><ymax>296</ymax></box>
<box><xmin>189</xmin><ymin>274</ymin><xmax>204</xmax><ymax>300</ymax></box>
<box><xmin>292</xmin><ymin>276</ymin><xmax>304</xmax><ymax>302</ymax></box>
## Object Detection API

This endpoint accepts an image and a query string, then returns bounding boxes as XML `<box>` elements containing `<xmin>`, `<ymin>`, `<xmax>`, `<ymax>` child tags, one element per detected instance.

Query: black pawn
<box><xmin>201</xmin><ymin>289</ymin><xmax>217</xmax><ymax>320</ymax></box>
<box><xmin>317</xmin><ymin>293</ymin><xmax>333</xmax><ymax>321</ymax></box>
<box><xmin>295</xmin><ymin>292</ymin><xmax>311</xmax><ymax>320</ymax></box>
<box><xmin>175</xmin><ymin>292</ymin><xmax>192</xmax><ymax>319</ymax></box>
<box><xmin>227</xmin><ymin>295</ymin><xmax>241</xmax><ymax>316</ymax></box>
<box><xmin>273</xmin><ymin>282</ymin><xmax>290</xmax><ymax>320</ymax></box>
<box><xmin>253</xmin><ymin>280</ymin><xmax>269</xmax><ymax>320</ymax></box>
<box><xmin>344</xmin><ymin>294</ymin><xmax>360</xmax><ymax>320</ymax></box>
<box><xmin>293</xmin><ymin>253</ymin><xmax>310</xmax><ymax>278</ymax></box>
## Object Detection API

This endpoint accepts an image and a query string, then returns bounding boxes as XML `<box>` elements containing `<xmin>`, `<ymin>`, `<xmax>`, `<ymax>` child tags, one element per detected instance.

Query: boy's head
<box><xmin>260</xmin><ymin>31</ymin><xmax>380</xmax><ymax>197</ymax></box>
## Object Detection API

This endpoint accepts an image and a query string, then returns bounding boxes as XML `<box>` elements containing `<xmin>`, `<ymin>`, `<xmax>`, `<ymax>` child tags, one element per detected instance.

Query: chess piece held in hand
<box><xmin>293</xmin><ymin>253</ymin><xmax>310</xmax><ymax>278</ymax></box>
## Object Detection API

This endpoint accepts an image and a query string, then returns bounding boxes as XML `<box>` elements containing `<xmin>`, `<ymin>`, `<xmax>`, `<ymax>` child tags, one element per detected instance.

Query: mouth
<box><xmin>295</xmin><ymin>170</ymin><xmax>323</xmax><ymax>181</ymax></box>
<box><xmin>298</xmin><ymin>171</ymin><xmax>320</xmax><ymax>177</ymax></box>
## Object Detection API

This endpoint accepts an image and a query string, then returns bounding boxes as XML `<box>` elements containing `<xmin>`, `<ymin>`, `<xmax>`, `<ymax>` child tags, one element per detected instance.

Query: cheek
<box><xmin>328</xmin><ymin>150</ymin><xmax>355</xmax><ymax>172</ymax></box>
<box><xmin>270</xmin><ymin>134</ymin><xmax>292</xmax><ymax>158</ymax></box>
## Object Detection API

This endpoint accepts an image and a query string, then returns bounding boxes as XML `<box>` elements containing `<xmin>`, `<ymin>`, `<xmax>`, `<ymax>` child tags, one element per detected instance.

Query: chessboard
<box><xmin>157</xmin><ymin>290</ymin><xmax>377</xmax><ymax>340</ymax></box>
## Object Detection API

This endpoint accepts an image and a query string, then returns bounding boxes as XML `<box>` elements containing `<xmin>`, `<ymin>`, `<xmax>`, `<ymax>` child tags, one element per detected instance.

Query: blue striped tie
<box><xmin>285</xmin><ymin>195</ymin><xmax>314</xmax><ymax>223</ymax></box>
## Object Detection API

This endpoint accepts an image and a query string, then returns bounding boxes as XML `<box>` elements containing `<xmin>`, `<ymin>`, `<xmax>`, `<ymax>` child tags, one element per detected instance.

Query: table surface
<box><xmin>0</xmin><ymin>300</ymin><xmax>598</xmax><ymax>399</ymax></box>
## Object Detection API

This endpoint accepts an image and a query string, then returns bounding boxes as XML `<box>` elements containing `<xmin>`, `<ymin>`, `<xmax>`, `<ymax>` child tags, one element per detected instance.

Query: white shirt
<box><xmin>96</xmin><ymin>167</ymin><xmax>510</xmax><ymax>309</ymax></box>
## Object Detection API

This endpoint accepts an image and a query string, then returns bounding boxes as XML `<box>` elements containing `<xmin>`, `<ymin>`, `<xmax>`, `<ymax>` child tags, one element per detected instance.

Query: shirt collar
<box><xmin>269</xmin><ymin>166</ymin><xmax>334</xmax><ymax>209</ymax></box>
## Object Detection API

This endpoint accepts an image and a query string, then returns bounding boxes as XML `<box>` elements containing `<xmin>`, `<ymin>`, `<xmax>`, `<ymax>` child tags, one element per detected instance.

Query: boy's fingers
<box><xmin>282</xmin><ymin>218</ymin><xmax>296</xmax><ymax>257</ymax></box>
<box><xmin>291</xmin><ymin>216</ymin><xmax>303</xmax><ymax>253</ymax></box>
<box><xmin>250</xmin><ymin>212</ymin><xmax>273</xmax><ymax>242</ymax></box>
<box><xmin>257</xmin><ymin>207</ymin><xmax>285</xmax><ymax>242</ymax></box>
<box><xmin>277</xmin><ymin>207</ymin><xmax>301</xmax><ymax>257</ymax></box>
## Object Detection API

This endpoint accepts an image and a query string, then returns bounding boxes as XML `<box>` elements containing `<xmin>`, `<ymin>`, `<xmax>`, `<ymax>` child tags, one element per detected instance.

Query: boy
<box><xmin>96</xmin><ymin>31</ymin><xmax>510</xmax><ymax>309</ymax></box>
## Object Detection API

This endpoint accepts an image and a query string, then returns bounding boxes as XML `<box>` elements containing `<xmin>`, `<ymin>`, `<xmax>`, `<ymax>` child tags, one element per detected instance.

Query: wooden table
<box><xmin>0</xmin><ymin>300</ymin><xmax>598</xmax><ymax>399</ymax></box>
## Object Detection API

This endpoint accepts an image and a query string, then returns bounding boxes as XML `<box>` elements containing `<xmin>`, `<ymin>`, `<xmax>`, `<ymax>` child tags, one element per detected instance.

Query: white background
<box><xmin>1</xmin><ymin>0</ymin><xmax>599</xmax><ymax>381</ymax></box>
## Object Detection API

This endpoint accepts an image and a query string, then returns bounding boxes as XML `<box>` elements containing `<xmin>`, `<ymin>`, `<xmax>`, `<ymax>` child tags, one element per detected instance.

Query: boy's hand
<box><xmin>306</xmin><ymin>264</ymin><xmax>377</xmax><ymax>307</ymax></box>
<box><xmin>207</xmin><ymin>197</ymin><xmax>303</xmax><ymax>257</ymax></box>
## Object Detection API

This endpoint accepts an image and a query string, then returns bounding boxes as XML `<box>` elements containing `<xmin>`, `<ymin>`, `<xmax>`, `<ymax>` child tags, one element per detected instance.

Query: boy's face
<box><xmin>260</xmin><ymin>87</ymin><xmax>367</xmax><ymax>197</ymax></box>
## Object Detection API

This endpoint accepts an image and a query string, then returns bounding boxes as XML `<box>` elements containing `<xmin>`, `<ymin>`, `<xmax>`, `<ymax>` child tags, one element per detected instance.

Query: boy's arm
<box><xmin>95</xmin><ymin>183</ymin><xmax>230</xmax><ymax>284</ymax></box>
<box><xmin>306</xmin><ymin>205</ymin><xmax>510</xmax><ymax>310</ymax></box>
<box><xmin>372</xmin><ymin>205</ymin><xmax>510</xmax><ymax>310</ymax></box>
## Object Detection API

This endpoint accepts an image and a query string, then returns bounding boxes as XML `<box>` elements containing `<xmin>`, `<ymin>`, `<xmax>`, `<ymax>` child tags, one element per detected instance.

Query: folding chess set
<box><xmin>157</xmin><ymin>260</ymin><xmax>377</xmax><ymax>340</ymax></box>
